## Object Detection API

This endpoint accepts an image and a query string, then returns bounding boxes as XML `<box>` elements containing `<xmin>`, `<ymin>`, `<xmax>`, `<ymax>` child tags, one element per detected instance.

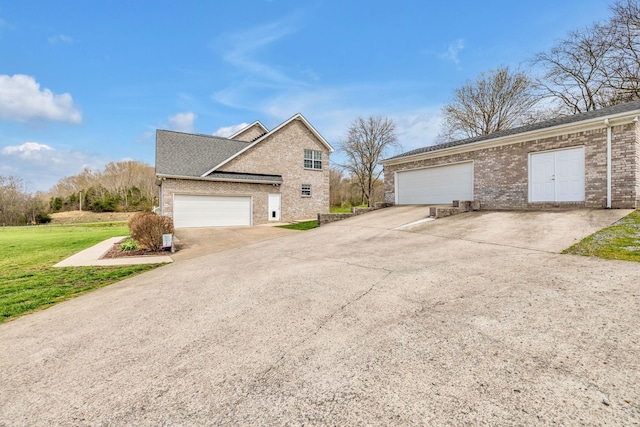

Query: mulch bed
<box><xmin>101</xmin><ymin>239</ymin><xmax>173</xmax><ymax>259</ymax></box>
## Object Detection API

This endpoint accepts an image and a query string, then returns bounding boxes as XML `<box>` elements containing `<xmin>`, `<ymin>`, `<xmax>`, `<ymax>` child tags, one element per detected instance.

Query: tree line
<box><xmin>48</xmin><ymin>161</ymin><xmax>156</xmax><ymax>214</ymax></box>
<box><xmin>0</xmin><ymin>161</ymin><xmax>156</xmax><ymax>226</ymax></box>
<box><xmin>0</xmin><ymin>176</ymin><xmax>49</xmax><ymax>226</ymax></box>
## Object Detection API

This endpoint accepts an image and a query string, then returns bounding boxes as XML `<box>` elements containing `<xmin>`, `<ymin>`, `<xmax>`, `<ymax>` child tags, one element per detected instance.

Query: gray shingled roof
<box><xmin>156</xmin><ymin>130</ymin><xmax>251</xmax><ymax>177</ymax></box>
<box><xmin>385</xmin><ymin>100</ymin><xmax>640</xmax><ymax>162</ymax></box>
<box><xmin>205</xmin><ymin>171</ymin><xmax>282</xmax><ymax>183</ymax></box>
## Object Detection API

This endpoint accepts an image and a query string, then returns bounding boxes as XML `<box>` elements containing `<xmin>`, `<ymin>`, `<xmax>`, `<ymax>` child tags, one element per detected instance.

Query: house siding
<box><xmin>219</xmin><ymin>119</ymin><xmax>330</xmax><ymax>221</ymax></box>
<box><xmin>384</xmin><ymin>124</ymin><xmax>638</xmax><ymax>209</ymax></box>
<box><xmin>160</xmin><ymin>179</ymin><xmax>276</xmax><ymax>225</ymax></box>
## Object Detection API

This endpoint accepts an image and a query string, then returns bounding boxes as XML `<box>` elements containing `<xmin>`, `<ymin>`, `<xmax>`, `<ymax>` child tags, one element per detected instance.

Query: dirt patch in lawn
<box><xmin>51</xmin><ymin>211</ymin><xmax>138</xmax><ymax>225</ymax></box>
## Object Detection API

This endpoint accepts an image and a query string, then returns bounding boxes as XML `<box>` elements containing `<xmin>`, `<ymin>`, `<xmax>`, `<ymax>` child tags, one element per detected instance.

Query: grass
<box><xmin>277</xmin><ymin>220</ymin><xmax>318</xmax><ymax>230</ymax></box>
<box><xmin>330</xmin><ymin>205</ymin><xmax>369</xmax><ymax>213</ymax></box>
<box><xmin>0</xmin><ymin>224</ymin><xmax>159</xmax><ymax>323</ymax></box>
<box><xmin>563</xmin><ymin>211</ymin><xmax>640</xmax><ymax>262</ymax></box>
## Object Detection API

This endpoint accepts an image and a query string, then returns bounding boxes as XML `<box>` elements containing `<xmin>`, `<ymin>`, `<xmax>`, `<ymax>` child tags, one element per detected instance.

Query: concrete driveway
<box><xmin>172</xmin><ymin>224</ymin><xmax>298</xmax><ymax>261</ymax></box>
<box><xmin>1</xmin><ymin>207</ymin><xmax>639</xmax><ymax>425</ymax></box>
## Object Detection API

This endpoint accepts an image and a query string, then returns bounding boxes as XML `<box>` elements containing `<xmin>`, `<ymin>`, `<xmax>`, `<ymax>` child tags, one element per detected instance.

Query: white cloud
<box><xmin>212</xmin><ymin>15</ymin><xmax>302</xmax><ymax>85</ymax></box>
<box><xmin>1</xmin><ymin>141</ymin><xmax>107</xmax><ymax>192</ymax></box>
<box><xmin>213</xmin><ymin>123</ymin><xmax>249</xmax><ymax>137</ymax></box>
<box><xmin>135</xmin><ymin>131</ymin><xmax>154</xmax><ymax>143</ymax></box>
<box><xmin>167</xmin><ymin>111</ymin><xmax>196</xmax><ymax>133</ymax></box>
<box><xmin>391</xmin><ymin>109</ymin><xmax>443</xmax><ymax>152</ymax></box>
<box><xmin>0</xmin><ymin>74</ymin><xmax>82</xmax><ymax>124</ymax></box>
<box><xmin>441</xmin><ymin>38</ymin><xmax>465</xmax><ymax>65</ymax></box>
<box><xmin>2</xmin><ymin>142</ymin><xmax>53</xmax><ymax>158</ymax></box>
<box><xmin>211</xmin><ymin>12</ymin><xmax>314</xmax><ymax>111</ymax></box>
<box><xmin>48</xmin><ymin>34</ymin><xmax>72</xmax><ymax>44</ymax></box>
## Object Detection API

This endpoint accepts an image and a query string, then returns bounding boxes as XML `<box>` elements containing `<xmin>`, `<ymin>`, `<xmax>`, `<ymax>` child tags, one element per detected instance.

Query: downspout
<box><xmin>605</xmin><ymin>119</ymin><xmax>612</xmax><ymax>209</ymax></box>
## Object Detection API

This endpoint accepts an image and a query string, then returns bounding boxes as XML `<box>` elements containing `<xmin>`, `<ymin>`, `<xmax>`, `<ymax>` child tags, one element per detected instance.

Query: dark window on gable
<box><xmin>304</xmin><ymin>149</ymin><xmax>322</xmax><ymax>170</ymax></box>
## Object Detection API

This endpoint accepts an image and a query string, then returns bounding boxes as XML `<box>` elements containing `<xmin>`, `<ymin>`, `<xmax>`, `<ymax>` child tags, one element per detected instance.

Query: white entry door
<box><xmin>268</xmin><ymin>193</ymin><xmax>281</xmax><ymax>221</ymax></box>
<box><xmin>530</xmin><ymin>147</ymin><xmax>585</xmax><ymax>202</ymax></box>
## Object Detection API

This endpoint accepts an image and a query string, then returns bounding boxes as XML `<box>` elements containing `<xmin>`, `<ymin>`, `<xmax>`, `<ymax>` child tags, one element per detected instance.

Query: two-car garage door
<box><xmin>396</xmin><ymin>162</ymin><xmax>473</xmax><ymax>205</ymax></box>
<box><xmin>173</xmin><ymin>194</ymin><xmax>251</xmax><ymax>228</ymax></box>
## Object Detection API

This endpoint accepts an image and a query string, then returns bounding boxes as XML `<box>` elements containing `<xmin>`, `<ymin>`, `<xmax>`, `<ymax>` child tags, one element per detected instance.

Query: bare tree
<box><xmin>604</xmin><ymin>0</ymin><xmax>640</xmax><ymax>103</ymax></box>
<box><xmin>532</xmin><ymin>26</ymin><xmax>613</xmax><ymax>113</ymax></box>
<box><xmin>532</xmin><ymin>0</ymin><xmax>640</xmax><ymax>112</ymax></box>
<box><xmin>337</xmin><ymin>116</ymin><xmax>399</xmax><ymax>207</ymax></box>
<box><xmin>329</xmin><ymin>168</ymin><xmax>344</xmax><ymax>208</ymax></box>
<box><xmin>438</xmin><ymin>66</ymin><xmax>540</xmax><ymax>141</ymax></box>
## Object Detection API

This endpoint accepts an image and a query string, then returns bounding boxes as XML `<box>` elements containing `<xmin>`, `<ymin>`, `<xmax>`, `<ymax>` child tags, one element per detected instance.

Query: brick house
<box><xmin>382</xmin><ymin>100</ymin><xmax>640</xmax><ymax>210</ymax></box>
<box><xmin>155</xmin><ymin>113</ymin><xmax>334</xmax><ymax>227</ymax></box>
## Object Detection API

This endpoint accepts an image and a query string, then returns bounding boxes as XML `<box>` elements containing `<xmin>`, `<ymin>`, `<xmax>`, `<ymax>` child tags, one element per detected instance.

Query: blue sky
<box><xmin>0</xmin><ymin>0</ymin><xmax>611</xmax><ymax>192</ymax></box>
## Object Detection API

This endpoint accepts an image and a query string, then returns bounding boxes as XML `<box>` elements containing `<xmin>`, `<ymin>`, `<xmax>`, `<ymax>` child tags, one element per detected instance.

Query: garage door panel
<box><xmin>397</xmin><ymin>162</ymin><xmax>473</xmax><ymax>205</ymax></box>
<box><xmin>174</xmin><ymin>195</ymin><xmax>251</xmax><ymax>228</ymax></box>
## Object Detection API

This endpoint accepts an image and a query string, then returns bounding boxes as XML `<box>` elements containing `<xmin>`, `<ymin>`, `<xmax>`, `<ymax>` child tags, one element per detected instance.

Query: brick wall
<box><xmin>219</xmin><ymin>118</ymin><xmax>330</xmax><ymax>221</ymax></box>
<box><xmin>232</xmin><ymin>124</ymin><xmax>266</xmax><ymax>142</ymax></box>
<box><xmin>384</xmin><ymin>124</ymin><xmax>638</xmax><ymax>209</ymax></box>
<box><xmin>160</xmin><ymin>179</ymin><xmax>275</xmax><ymax>225</ymax></box>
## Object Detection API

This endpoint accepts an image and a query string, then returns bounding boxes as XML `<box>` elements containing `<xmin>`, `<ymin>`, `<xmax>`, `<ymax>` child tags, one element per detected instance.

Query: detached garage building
<box><xmin>382</xmin><ymin>101</ymin><xmax>640</xmax><ymax>210</ymax></box>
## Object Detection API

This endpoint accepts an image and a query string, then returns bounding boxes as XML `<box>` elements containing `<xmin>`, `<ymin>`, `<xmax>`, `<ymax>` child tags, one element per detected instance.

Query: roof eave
<box><xmin>382</xmin><ymin>109</ymin><xmax>640</xmax><ymax>166</ymax></box>
<box><xmin>156</xmin><ymin>173</ymin><xmax>282</xmax><ymax>185</ymax></box>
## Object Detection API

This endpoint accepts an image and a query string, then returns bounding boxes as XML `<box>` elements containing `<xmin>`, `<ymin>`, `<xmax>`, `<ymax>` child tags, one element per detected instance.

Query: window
<box><xmin>304</xmin><ymin>149</ymin><xmax>322</xmax><ymax>170</ymax></box>
<box><xmin>301</xmin><ymin>184</ymin><xmax>312</xmax><ymax>197</ymax></box>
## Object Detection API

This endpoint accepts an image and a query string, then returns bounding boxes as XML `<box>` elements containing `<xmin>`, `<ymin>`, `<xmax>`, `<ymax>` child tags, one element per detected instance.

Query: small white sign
<box><xmin>162</xmin><ymin>234</ymin><xmax>173</xmax><ymax>249</ymax></box>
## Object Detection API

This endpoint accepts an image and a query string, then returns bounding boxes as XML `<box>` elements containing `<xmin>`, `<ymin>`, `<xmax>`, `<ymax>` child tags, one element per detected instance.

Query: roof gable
<box><xmin>229</xmin><ymin>121</ymin><xmax>269</xmax><ymax>142</ymax></box>
<box><xmin>200</xmin><ymin>113</ymin><xmax>334</xmax><ymax>177</ymax></box>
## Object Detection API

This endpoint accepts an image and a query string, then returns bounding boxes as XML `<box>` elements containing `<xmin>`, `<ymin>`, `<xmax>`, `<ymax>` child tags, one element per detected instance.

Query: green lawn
<box><xmin>330</xmin><ymin>205</ymin><xmax>369</xmax><ymax>213</ymax></box>
<box><xmin>277</xmin><ymin>220</ymin><xmax>318</xmax><ymax>230</ymax></box>
<box><xmin>0</xmin><ymin>224</ymin><xmax>159</xmax><ymax>323</ymax></box>
<box><xmin>563</xmin><ymin>211</ymin><xmax>640</xmax><ymax>262</ymax></box>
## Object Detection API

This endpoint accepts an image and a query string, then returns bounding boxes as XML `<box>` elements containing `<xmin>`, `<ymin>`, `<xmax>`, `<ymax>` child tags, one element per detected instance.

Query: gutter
<box><xmin>382</xmin><ymin>109</ymin><xmax>640</xmax><ymax>166</ymax></box>
<box><xmin>155</xmin><ymin>173</ymin><xmax>282</xmax><ymax>185</ymax></box>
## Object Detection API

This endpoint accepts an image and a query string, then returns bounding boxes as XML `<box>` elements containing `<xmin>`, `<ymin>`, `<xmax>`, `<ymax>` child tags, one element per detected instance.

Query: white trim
<box><xmin>200</xmin><ymin>113</ymin><xmax>335</xmax><ymax>177</ymax></box>
<box><xmin>228</xmin><ymin>120</ymin><xmax>268</xmax><ymax>139</ymax></box>
<box><xmin>382</xmin><ymin>109</ymin><xmax>640</xmax><ymax>166</ymax></box>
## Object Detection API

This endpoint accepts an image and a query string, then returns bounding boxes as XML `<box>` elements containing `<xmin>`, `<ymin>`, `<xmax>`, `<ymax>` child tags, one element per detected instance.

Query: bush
<box><xmin>35</xmin><ymin>213</ymin><xmax>52</xmax><ymax>224</ymax></box>
<box><xmin>128</xmin><ymin>212</ymin><xmax>174</xmax><ymax>251</ymax></box>
<box><xmin>120</xmin><ymin>238</ymin><xmax>139</xmax><ymax>252</ymax></box>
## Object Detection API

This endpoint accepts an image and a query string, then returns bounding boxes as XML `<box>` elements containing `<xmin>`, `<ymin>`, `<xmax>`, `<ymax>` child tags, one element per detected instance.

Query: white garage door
<box><xmin>396</xmin><ymin>162</ymin><xmax>473</xmax><ymax>204</ymax></box>
<box><xmin>530</xmin><ymin>147</ymin><xmax>584</xmax><ymax>202</ymax></box>
<box><xmin>173</xmin><ymin>194</ymin><xmax>251</xmax><ymax>228</ymax></box>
